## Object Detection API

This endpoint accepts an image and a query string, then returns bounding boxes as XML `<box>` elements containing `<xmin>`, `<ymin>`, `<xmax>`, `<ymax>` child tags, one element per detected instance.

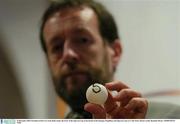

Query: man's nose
<box><xmin>62</xmin><ymin>42</ymin><xmax>79</xmax><ymax>64</ymax></box>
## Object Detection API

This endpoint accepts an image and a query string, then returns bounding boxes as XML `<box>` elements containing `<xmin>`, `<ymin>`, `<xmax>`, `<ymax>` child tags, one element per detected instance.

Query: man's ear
<box><xmin>110</xmin><ymin>39</ymin><xmax>122</xmax><ymax>71</ymax></box>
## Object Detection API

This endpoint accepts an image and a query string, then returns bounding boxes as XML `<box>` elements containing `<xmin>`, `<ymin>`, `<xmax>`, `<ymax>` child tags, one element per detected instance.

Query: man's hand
<box><xmin>84</xmin><ymin>81</ymin><xmax>148</xmax><ymax>119</ymax></box>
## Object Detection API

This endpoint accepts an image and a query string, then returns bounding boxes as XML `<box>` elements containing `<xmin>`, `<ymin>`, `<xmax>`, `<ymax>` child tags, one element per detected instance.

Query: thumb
<box><xmin>84</xmin><ymin>103</ymin><xmax>106</xmax><ymax>119</ymax></box>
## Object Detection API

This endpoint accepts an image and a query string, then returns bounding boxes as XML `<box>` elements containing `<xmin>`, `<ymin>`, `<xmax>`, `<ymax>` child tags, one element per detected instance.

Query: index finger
<box><xmin>105</xmin><ymin>81</ymin><xmax>129</xmax><ymax>92</ymax></box>
<box><xmin>104</xmin><ymin>91</ymin><xmax>119</xmax><ymax>115</ymax></box>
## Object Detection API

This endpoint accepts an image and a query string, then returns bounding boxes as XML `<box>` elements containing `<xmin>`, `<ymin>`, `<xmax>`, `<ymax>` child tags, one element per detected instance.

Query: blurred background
<box><xmin>0</xmin><ymin>0</ymin><xmax>179</xmax><ymax>118</ymax></box>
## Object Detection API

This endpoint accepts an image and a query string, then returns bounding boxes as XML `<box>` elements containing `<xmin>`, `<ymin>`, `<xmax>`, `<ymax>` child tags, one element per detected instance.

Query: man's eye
<box><xmin>79</xmin><ymin>37</ymin><xmax>90</xmax><ymax>44</ymax></box>
<box><xmin>52</xmin><ymin>44</ymin><xmax>63</xmax><ymax>53</ymax></box>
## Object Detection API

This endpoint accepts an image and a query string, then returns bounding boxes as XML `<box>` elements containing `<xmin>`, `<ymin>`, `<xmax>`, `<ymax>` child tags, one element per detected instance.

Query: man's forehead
<box><xmin>43</xmin><ymin>6</ymin><xmax>101</xmax><ymax>44</ymax></box>
<box><xmin>48</xmin><ymin>6</ymin><xmax>96</xmax><ymax>24</ymax></box>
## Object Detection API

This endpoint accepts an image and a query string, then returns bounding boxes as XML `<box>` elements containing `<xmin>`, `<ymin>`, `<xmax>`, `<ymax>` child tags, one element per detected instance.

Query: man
<box><xmin>39</xmin><ymin>0</ymin><xmax>148</xmax><ymax>118</ymax></box>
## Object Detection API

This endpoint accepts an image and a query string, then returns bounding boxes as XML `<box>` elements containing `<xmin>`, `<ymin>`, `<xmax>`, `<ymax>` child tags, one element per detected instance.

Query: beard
<box><xmin>51</xmin><ymin>53</ymin><xmax>113</xmax><ymax>112</ymax></box>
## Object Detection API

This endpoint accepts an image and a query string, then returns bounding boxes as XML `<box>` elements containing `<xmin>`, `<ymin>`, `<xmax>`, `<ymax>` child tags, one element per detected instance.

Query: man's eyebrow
<box><xmin>47</xmin><ymin>26</ymin><xmax>92</xmax><ymax>46</ymax></box>
<box><xmin>71</xmin><ymin>26</ymin><xmax>91</xmax><ymax>35</ymax></box>
<box><xmin>48</xmin><ymin>36</ymin><xmax>63</xmax><ymax>46</ymax></box>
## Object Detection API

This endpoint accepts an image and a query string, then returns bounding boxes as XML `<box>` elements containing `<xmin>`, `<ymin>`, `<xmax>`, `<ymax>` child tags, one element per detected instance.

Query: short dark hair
<box><xmin>40</xmin><ymin>0</ymin><xmax>119</xmax><ymax>53</ymax></box>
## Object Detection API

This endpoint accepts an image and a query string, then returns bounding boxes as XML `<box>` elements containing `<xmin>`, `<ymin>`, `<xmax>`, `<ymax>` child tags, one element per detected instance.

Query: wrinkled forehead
<box><xmin>43</xmin><ymin>6</ymin><xmax>101</xmax><ymax>44</ymax></box>
<box><xmin>46</xmin><ymin>6</ymin><xmax>97</xmax><ymax>26</ymax></box>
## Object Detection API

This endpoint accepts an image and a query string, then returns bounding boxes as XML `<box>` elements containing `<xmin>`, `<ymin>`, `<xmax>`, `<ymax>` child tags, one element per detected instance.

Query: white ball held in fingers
<box><xmin>86</xmin><ymin>83</ymin><xmax>108</xmax><ymax>105</ymax></box>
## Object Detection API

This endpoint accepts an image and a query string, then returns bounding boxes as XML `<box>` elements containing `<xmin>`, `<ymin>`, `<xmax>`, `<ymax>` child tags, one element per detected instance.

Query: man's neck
<box><xmin>66</xmin><ymin>108</ymin><xmax>92</xmax><ymax>119</ymax></box>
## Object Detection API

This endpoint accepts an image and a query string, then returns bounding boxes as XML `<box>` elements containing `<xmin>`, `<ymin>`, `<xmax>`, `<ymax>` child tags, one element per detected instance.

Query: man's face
<box><xmin>43</xmin><ymin>6</ymin><xmax>118</xmax><ymax>110</ymax></box>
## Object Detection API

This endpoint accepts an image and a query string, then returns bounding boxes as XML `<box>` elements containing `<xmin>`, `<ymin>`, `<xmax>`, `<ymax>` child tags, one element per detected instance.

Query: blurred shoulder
<box><xmin>146</xmin><ymin>101</ymin><xmax>180</xmax><ymax>119</ymax></box>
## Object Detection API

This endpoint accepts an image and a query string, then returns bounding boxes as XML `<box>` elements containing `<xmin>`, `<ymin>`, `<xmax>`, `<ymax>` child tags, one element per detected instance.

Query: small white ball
<box><xmin>86</xmin><ymin>83</ymin><xmax>108</xmax><ymax>105</ymax></box>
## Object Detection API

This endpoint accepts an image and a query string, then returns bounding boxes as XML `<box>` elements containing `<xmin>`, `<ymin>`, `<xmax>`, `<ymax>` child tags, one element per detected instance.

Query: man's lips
<box><xmin>64</xmin><ymin>72</ymin><xmax>89</xmax><ymax>92</ymax></box>
<box><xmin>66</xmin><ymin>72</ymin><xmax>88</xmax><ymax>81</ymax></box>
<box><xmin>64</xmin><ymin>71</ymin><xmax>88</xmax><ymax>79</ymax></box>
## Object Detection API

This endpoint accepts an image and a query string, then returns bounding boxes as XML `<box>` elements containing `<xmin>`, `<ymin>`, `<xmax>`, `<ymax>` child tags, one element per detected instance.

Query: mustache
<box><xmin>59</xmin><ymin>63</ymin><xmax>90</xmax><ymax>78</ymax></box>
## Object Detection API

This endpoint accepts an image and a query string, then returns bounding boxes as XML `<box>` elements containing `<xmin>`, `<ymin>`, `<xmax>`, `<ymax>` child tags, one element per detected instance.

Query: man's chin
<box><xmin>56</xmin><ymin>72</ymin><xmax>103</xmax><ymax>111</ymax></box>
<box><xmin>65</xmin><ymin>73</ymin><xmax>90</xmax><ymax>88</ymax></box>
<box><xmin>66</xmin><ymin>82</ymin><xmax>83</xmax><ymax>94</ymax></box>
<box><xmin>61</xmin><ymin>88</ymin><xmax>87</xmax><ymax>111</ymax></box>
